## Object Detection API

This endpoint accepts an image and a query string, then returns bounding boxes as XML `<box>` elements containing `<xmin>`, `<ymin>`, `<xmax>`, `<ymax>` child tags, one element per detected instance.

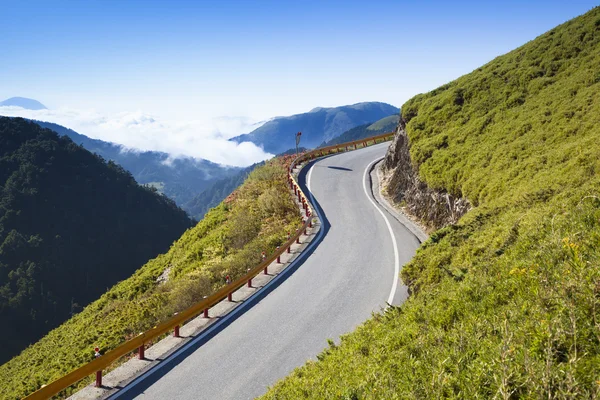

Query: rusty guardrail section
<box><xmin>24</xmin><ymin>131</ymin><xmax>395</xmax><ymax>400</ymax></box>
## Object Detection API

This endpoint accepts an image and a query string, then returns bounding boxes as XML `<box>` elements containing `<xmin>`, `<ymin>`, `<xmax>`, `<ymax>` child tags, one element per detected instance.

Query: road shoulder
<box><xmin>370</xmin><ymin>160</ymin><xmax>429</xmax><ymax>243</ymax></box>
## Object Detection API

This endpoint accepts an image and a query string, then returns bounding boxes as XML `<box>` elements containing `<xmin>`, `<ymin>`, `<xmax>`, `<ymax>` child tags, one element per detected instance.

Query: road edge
<box><xmin>369</xmin><ymin>160</ymin><xmax>429</xmax><ymax>243</ymax></box>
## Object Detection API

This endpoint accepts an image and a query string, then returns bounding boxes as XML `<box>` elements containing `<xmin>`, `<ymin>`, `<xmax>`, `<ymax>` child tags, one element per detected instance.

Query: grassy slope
<box><xmin>367</xmin><ymin>115</ymin><xmax>399</xmax><ymax>131</ymax></box>
<box><xmin>0</xmin><ymin>156</ymin><xmax>301</xmax><ymax>399</ymax></box>
<box><xmin>263</xmin><ymin>8</ymin><xmax>600</xmax><ymax>399</ymax></box>
<box><xmin>320</xmin><ymin>115</ymin><xmax>398</xmax><ymax>147</ymax></box>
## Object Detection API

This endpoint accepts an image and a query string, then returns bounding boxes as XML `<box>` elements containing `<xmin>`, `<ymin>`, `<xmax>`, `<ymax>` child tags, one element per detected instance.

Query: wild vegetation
<box><xmin>0</xmin><ymin>118</ymin><xmax>192</xmax><ymax>365</ymax></box>
<box><xmin>184</xmin><ymin>163</ymin><xmax>260</xmax><ymax>220</ymax></box>
<box><xmin>0</xmin><ymin>152</ymin><xmax>301</xmax><ymax>399</ymax></box>
<box><xmin>263</xmin><ymin>7</ymin><xmax>600</xmax><ymax>399</ymax></box>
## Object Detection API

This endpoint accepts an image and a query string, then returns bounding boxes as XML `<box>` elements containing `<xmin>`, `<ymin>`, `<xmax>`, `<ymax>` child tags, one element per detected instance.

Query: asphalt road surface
<box><xmin>113</xmin><ymin>142</ymin><xmax>421</xmax><ymax>400</ymax></box>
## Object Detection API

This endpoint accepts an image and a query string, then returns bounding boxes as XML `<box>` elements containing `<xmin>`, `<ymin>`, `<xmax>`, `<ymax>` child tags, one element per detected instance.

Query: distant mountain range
<box><xmin>1</xmin><ymin>98</ymin><xmax>399</xmax><ymax>217</ymax></box>
<box><xmin>32</xmin><ymin>121</ymin><xmax>241</xmax><ymax>208</ymax></box>
<box><xmin>231</xmin><ymin>102</ymin><xmax>399</xmax><ymax>154</ymax></box>
<box><xmin>0</xmin><ymin>97</ymin><xmax>47</xmax><ymax>110</ymax></box>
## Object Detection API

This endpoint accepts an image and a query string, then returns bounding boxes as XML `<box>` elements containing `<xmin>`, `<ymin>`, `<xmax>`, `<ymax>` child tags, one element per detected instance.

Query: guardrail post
<box><xmin>95</xmin><ymin>370</ymin><xmax>102</xmax><ymax>387</ymax></box>
<box><xmin>247</xmin><ymin>278</ymin><xmax>252</xmax><ymax>288</ymax></box>
<box><xmin>308</xmin><ymin>218</ymin><xmax>313</xmax><ymax>228</ymax></box>
<box><xmin>354</xmin><ymin>143</ymin><xmax>357</xmax><ymax>149</ymax></box>
<box><xmin>296</xmin><ymin>229</ymin><xmax>300</xmax><ymax>244</ymax></box>
<box><xmin>204</xmin><ymin>308</ymin><xmax>209</xmax><ymax>318</ymax></box>
<box><xmin>276</xmin><ymin>247</ymin><xmax>281</xmax><ymax>263</ymax></box>
<box><xmin>138</xmin><ymin>344</ymin><xmax>145</xmax><ymax>360</ymax></box>
<box><xmin>228</xmin><ymin>292</ymin><xmax>233</xmax><ymax>302</ymax></box>
<box><xmin>174</xmin><ymin>325</ymin><xmax>180</xmax><ymax>337</ymax></box>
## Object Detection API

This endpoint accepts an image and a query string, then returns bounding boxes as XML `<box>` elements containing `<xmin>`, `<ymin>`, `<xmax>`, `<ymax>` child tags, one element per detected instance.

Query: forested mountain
<box><xmin>0</xmin><ymin>117</ymin><xmax>193</xmax><ymax>364</ymax></box>
<box><xmin>34</xmin><ymin>121</ymin><xmax>241</xmax><ymax>208</ymax></box>
<box><xmin>230</xmin><ymin>102</ymin><xmax>398</xmax><ymax>154</ymax></box>
<box><xmin>319</xmin><ymin>114</ymin><xmax>399</xmax><ymax>147</ymax></box>
<box><xmin>264</xmin><ymin>7</ymin><xmax>600</xmax><ymax>398</ymax></box>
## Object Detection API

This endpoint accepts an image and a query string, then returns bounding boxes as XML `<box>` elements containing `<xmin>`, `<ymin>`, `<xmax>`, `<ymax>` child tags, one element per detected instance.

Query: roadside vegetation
<box><xmin>0</xmin><ymin>155</ymin><xmax>301</xmax><ymax>399</ymax></box>
<box><xmin>263</xmin><ymin>7</ymin><xmax>600</xmax><ymax>399</ymax></box>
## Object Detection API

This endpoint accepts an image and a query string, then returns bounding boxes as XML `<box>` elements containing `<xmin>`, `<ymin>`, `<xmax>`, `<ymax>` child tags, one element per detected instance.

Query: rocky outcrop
<box><xmin>382</xmin><ymin>118</ymin><xmax>471</xmax><ymax>231</ymax></box>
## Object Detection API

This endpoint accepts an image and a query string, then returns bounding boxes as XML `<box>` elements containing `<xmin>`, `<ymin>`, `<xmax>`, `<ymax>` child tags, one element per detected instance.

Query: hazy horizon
<box><xmin>1</xmin><ymin>0</ymin><xmax>597</xmax><ymax>166</ymax></box>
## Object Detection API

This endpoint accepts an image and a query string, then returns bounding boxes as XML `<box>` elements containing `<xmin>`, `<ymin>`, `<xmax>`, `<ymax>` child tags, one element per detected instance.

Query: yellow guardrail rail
<box><xmin>24</xmin><ymin>130</ymin><xmax>395</xmax><ymax>400</ymax></box>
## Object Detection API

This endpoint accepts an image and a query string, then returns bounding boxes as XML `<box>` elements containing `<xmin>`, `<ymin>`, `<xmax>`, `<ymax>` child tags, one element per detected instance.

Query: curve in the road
<box><xmin>362</xmin><ymin>156</ymin><xmax>400</xmax><ymax>306</ymax></box>
<box><xmin>112</xmin><ymin>143</ymin><xmax>421</xmax><ymax>400</ymax></box>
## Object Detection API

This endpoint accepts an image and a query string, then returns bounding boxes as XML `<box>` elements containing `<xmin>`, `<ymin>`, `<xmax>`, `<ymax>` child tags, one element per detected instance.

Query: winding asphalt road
<box><xmin>113</xmin><ymin>142</ymin><xmax>421</xmax><ymax>400</ymax></box>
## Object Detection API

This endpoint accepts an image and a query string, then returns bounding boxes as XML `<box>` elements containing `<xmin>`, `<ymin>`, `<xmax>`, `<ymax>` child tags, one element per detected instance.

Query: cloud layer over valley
<box><xmin>0</xmin><ymin>107</ymin><xmax>271</xmax><ymax>167</ymax></box>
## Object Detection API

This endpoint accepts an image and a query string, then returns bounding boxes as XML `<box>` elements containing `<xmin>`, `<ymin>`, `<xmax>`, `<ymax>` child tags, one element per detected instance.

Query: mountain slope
<box><xmin>231</xmin><ymin>102</ymin><xmax>398</xmax><ymax>154</ymax></box>
<box><xmin>183</xmin><ymin>163</ymin><xmax>260</xmax><ymax>220</ymax></box>
<box><xmin>263</xmin><ymin>7</ymin><xmax>600</xmax><ymax>399</ymax></box>
<box><xmin>0</xmin><ymin>97</ymin><xmax>47</xmax><ymax>110</ymax></box>
<box><xmin>0</xmin><ymin>117</ymin><xmax>193</xmax><ymax>364</ymax></box>
<box><xmin>34</xmin><ymin>121</ymin><xmax>241</xmax><ymax>208</ymax></box>
<box><xmin>319</xmin><ymin>114</ymin><xmax>399</xmax><ymax>147</ymax></box>
<box><xmin>0</xmin><ymin>154</ymin><xmax>300</xmax><ymax>399</ymax></box>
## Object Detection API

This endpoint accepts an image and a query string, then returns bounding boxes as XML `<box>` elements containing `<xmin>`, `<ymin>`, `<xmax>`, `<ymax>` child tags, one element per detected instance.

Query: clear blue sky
<box><xmin>1</xmin><ymin>0</ymin><xmax>597</xmax><ymax>120</ymax></box>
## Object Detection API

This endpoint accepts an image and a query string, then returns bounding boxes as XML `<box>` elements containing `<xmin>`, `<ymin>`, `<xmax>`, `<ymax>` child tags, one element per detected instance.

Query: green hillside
<box><xmin>263</xmin><ymin>7</ymin><xmax>600</xmax><ymax>399</ymax></box>
<box><xmin>0</xmin><ymin>153</ymin><xmax>300</xmax><ymax>399</ymax></box>
<box><xmin>366</xmin><ymin>114</ymin><xmax>399</xmax><ymax>131</ymax></box>
<box><xmin>0</xmin><ymin>117</ymin><xmax>192</xmax><ymax>365</ymax></box>
<box><xmin>184</xmin><ymin>163</ymin><xmax>260</xmax><ymax>220</ymax></box>
<box><xmin>319</xmin><ymin>115</ymin><xmax>399</xmax><ymax>147</ymax></box>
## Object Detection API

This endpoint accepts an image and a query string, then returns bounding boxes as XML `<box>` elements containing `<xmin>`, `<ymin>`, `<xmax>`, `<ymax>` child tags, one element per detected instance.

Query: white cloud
<box><xmin>0</xmin><ymin>106</ymin><xmax>270</xmax><ymax>167</ymax></box>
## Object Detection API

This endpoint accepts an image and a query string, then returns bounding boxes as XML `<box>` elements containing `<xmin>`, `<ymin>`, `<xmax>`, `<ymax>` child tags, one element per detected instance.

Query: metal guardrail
<box><xmin>289</xmin><ymin>131</ymin><xmax>395</xmax><ymax>171</ymax></box>
<box><xmin>24</xmin><ymin>131</ymin><xmax>395</xmax><ymax>400</ymax></box>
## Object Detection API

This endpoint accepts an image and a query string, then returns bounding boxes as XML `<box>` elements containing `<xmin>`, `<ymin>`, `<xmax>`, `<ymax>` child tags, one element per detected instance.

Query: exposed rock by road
<box><xmin>382</xmin><ymin>118</ymin><xmax>471</xmax><ymax>231</ymax></box>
